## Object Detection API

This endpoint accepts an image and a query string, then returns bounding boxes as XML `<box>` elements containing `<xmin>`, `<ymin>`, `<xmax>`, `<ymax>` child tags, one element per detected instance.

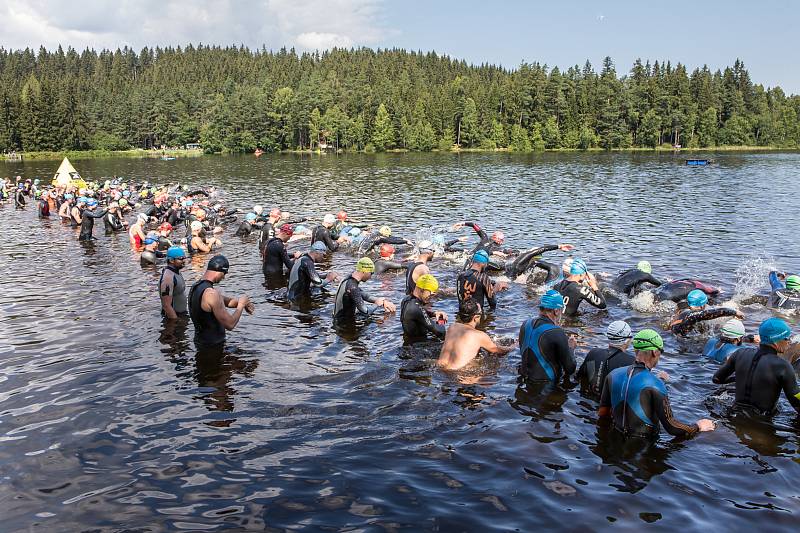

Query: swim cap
<box><xmin>687</xmin><ymin>289</ymin><xmax>708</xmax><ymax>307</ymax></box>
<box><xmin>195</xmin><ymin>209</ymin><xmax>206</xmax><ymax>218</ymax></box>
<box><xmin>65</xmin><ymin>193</ymin><xmax>74</xmax><ymax>199</ymax></box>
<box><xmin>253</xmin><ymin>205</ymin><xmax>263</xmax><ymax>215</ymax></box>
<box><xmin>349</xmin><ymin>227</ymin><xmax>362</xmax><ymax>237</ymax></box>
<box><xmin>183</xmin><ymin>199</ymin><xmax>193</xmax><ymax>206</ymax></box>
<box><xmin>310</xmin><ymin>241</ymin><xmax>328</xmax><ymax>253</ymax></box>
<box><xmin>123</xmin><ymin>190</ymin><xmax>130</xmax><ymax>197</ymax></box>
<box><xmin>137</xmin><ymin>213</ymin><xmax>148</xmax><ymax>223</ymax></box>
<box><xmin>166</xmin><ymin>246</ymin><xmax>186</xmax><ymax>260</ymax></box>
<box><xmin>637</xmin><ymin>261</ymin><xmax>652</xmax><ymax>274</ymax></box>
<box><xmin>144</xmin><ymin>237</ymin><xmax>157</xmax><ymax>245</ymax></box>
<box><xmin>633</xmin><ymin>329</ymin><xmax>664</xmax><ymax>352</ymax></box>
<box><xmin>540</xmin><ymin>289</ymin><xmax>565</xmax><ymax>310</ymax></box>
<box><xmin>356</xmin><ymin>257</ymin><xmax>375</xmax><ymax>273</ymax></box>
<box><xmin>337</xmin><ymin>210</ymin><xmax>348</xmax><ymax>221</ymax></box>
<box><xmin>785</xmin><ymin>274</ymin><xmax>800</xmax><ymax>291</ymax></box>
<box><xmin>473</xmin><ymin>250</ymin><xmax>490</xmax><ymax>264</ymax></box>
<box><xmin>321</xmin><ymin>213</ymin><xmax>335</xmax><ymax>225</ymax></box>
<box><xmin>379</xmin><ymin>244</ymin><xmax>395</xmax><ymax>258</ymax></box>
<box><xmin>245</xmin><ymin>213</ymin><xmax>257</xmax><ymax>221</ymax></box>
<box><xmin>159</xmin><ymin>222</ymin><xmax>173</xmax><ymax>232</ymax></box>
<box><xmin>86</xmin><ymin>199</ymin><xmax>98</xmax><ymax>207</ymax></box>
<box><xmin>119</xmin><ymin>198</ymin><xmax>128</xmax><ymax>206</ymax></box>
<box><xmin>721</xmin><ymin>319</ymin><xmax>745</xmax><ymax>340</ymax></box>
<box><xmin>207</xmin><ymin>255</ymin><xmax>230</xmax><ymax>274</ymax></box>
<box><xmin>759</xmin><ymin>317</ymin><xmax>792</xmax><ymax>344</ymax></box>
<box><xmin>562</xmin><ymin>257</ymin><xmax>574</xmax><ymax>274</ymax></box>
<box><xmin>379</xmin><ymin>226</ymin><xmax>392</xmax><ymax>237</ymax></box>
<box><xmin>491</xmin><ymin>231</ymin><xmax>505</xmax><ymax>244</ymax></box>
<box><xmin>77</xmin><ymin>197</ymin><xmax>87</xmax><ymax>204</ymax></box>
<box><xmin>279</xmin><ymin>224</ymin><xmax>294</xmax><ymax>237</ymax></box>
<box><xmin>34</xmin><ymin>179</ymin><xmax>40</xmax><ymax>185</ymax></box>
<box><xmin>418</xmin><ymin>240</ymin><xmax>434</xmax><ymax>253</ymax></box>
<box><xmin>416</xmin><ymin>274</ymin><xmax>439</xmax><ymax>293</ymax></box>
<box><xmin>570</xmin><ymin>258</ymin><xmax>588</xmax><ymax>275</ymax></box>
<box><xmin>190</xmin><ymin>220</ymin><xmax>203</xmax><ymax>232</ymax></box>
<box><xmin>606</xmin><ymin>320</ymin><xmax>633</xmax><ymax>342</ymax></box>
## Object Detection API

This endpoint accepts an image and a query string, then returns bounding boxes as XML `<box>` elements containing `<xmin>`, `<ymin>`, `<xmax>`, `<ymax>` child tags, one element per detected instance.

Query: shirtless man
<box><xmin>437</xmin><ymin>299</ymin><xmax>515</xmax><ymax>371</ymax></box>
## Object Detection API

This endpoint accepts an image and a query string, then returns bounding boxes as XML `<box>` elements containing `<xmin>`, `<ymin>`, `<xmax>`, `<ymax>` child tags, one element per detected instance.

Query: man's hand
<box><xmin>381</xmin><ymin>299</ymin><xmax>397</xmax><ymax>313</ymax></box>
<box><xmin>495</xmin><ymin>281</ymin><xmax>509</xmax><ymax>291</ymax></box>
<box><xmin>696</xmin><ymin>419</ymin><xmax>716</xmax><ymax>432</ymax></box>
<box><xmin>325</xmin><ymin>272</ymin><xmax>339</xmax><ymax>282</ymax></box>
<box><xmin>656</xmin><ymin>370</ymin><xmax>669</xmax><ymax>382</ymax></box>
<box><xmin>558</xmin><ymin>243</ymin><xmax>575</xmax><ymax>251</ymax></box>
<box><xmin>450</xmin><ymin>222</ymin><xmax>464</xmax><ymax>231</ymax></box>
<box><xmin>238</xmin><ymin>294</ymin><xmax>252</xmax><ymax>312</ymax></box>
<box><xmin>568</xmin><ymin>335</ymin><xmax>578</xmax><ymax>350</ymax></box>
<box><xmin>735</xmin><ymin>310</ymin><xmax>745</xmax><ymax>319</ymax></box>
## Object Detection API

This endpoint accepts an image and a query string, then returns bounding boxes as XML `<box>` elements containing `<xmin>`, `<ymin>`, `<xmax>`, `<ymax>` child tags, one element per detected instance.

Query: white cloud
<box><xmin>0</xmin><ymin>0</ymin><xmax>390</xmax><ymax>51</ymax></box>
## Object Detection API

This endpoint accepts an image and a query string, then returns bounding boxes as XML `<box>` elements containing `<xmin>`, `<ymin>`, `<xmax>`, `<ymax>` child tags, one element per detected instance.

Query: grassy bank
<box><xmin>3</xmin><ymin>148</ymin><xmax>204</xmax><ymax>161</ymax></box>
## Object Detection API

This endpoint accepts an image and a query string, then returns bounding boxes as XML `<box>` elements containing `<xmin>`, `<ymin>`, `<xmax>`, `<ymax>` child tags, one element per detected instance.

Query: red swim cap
<box><xmin>379</xmin><ymin>244</ymin><xmax>395</xmax><ymax>258</ymax></box>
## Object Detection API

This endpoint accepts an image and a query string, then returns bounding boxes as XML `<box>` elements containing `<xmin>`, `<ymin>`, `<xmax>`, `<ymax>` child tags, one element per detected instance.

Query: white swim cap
<box><xmin>323</xmin><ymin>213</ymin><xmax>336</xmax><ymax>225</ymax></box>
<box><xmin>190</xmin><ymin>220</ymin><xmax>203</xmax><ymax>231</ymax></box>
<box><xmin>721</xmin><ymin>319</ymin><xmax>745</xmax><ymax>339</ymax></box>
<box><xmin>253</xmin><ymin>205</ymin><xmax>263</xmax><ymax>215</ymax></box>
<box><xmin>606</xmin><ymin>320</ymin><xmax>633</xmax><ymax>342</ymax></box>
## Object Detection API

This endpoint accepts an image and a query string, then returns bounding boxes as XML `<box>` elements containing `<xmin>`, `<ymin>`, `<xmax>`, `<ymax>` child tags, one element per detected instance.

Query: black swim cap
<box><xmin>207</xmin><ymin>255</ymin><xmax>230</xmax><ymax>274</ymax></box>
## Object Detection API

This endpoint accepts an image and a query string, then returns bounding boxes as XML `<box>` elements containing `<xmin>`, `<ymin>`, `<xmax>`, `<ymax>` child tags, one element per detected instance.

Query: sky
<box><xmin>1</xmin><ymin>0</ymin><xmax>797</xmax><ymax>93</ymax></box>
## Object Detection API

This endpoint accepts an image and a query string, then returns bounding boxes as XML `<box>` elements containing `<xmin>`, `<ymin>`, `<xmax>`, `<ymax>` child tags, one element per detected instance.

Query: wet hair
<box><xmin>457</xmin><ymin>299</ymin><xmax>481</xmax><ymax>322</ymax></box>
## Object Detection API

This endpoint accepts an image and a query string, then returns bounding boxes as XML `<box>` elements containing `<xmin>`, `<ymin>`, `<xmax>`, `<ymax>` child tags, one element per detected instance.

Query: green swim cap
<box><xmin>786</xmin><ymin>274</ymin><xmax>800</xmax><ymax>291</ymax></box>
<box><xmin>637</xmin><ymin>261</ymin><xmax>652</xmax><ymax>274</ymax></box>
<box><xmin>356</xmin><ymin>257</ymin><xmax>375</xmax><ymax>273</ymax></box>
<box><xmin>633</xmin><ymin>329</ymin><xmax>664</xmax><ymax>352</ymax></box>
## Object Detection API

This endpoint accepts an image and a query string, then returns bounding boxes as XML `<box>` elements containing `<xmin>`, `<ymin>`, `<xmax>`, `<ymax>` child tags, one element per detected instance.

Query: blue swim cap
<box><xmin>144</xmin><ymin>237</ymin><xmax>157</xmax><ymax>245</ymax></box>
<box><xmin>166</xmin><ymin>246</ymin><xmax>186</xmax><ymax>259</ymax></box>
<box><xmin>348</xmin><ymin>227</ymin><xmax>361</xmax><ymax>237</ymax></box>
<box><xmin>540</xmin><ymin>289</ymin><xmax>565</xmax><ymax>310</ymax></box>
<box><xmin>311</xmin><ymin>241</ymin><xmax>328</xmax><ymax>253</ymax></box>
<box><xmin>245</xmin><ymin>213</ymin><xmax>257</xmax><ymax>221</ymax></box>
<box><xmin>122</xmin><ymin>190</ymin><xmax>130</xmax><ymax>197</ymax></box>
<box><xmin>64</xmin><ymin>193</ymin><xmax>74</xmax><ymax>199</ymax></box>
<box><xmin>687</xmin><ymin>289</ymin><xmax>708</xmax><ymax>307</ymax></box>
<box><xmin>570</xmin><ymin>258</ymin><xmax>588</xmax><ymax>275</ymax></box>
<box><xmin>473</xmin><ymin>250</ymin><xmax>490</xmax><ymax>264</ymax></box>
<box><xmin>87</xmin><ymin>199</ymin><xmax>98</xmax><ymax>207</ymax></box>
<box><xmin>759</xmin><ymin>317</ymin><xmax>792</xmax><ymax>344</ymax></box>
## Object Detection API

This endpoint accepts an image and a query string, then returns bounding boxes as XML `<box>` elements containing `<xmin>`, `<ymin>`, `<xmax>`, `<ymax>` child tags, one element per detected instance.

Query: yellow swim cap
<box><xmin>356</xmin><ymin>257</ymin><xmax>375</xmax><ymax>273</ymax></box>
<box><xmin>379</xmin><ymin>226</ymin><xmax>392</xmax><ymax>237</ymax></box>
<box><xmin>416</xmin><ymin>274</ymin><xmax>439</xmax><ymax>293</ymax></box>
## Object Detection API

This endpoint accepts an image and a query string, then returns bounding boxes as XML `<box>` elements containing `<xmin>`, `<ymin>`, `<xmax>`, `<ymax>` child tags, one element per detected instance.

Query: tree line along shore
<box><xmin>0</xmin><ymin>45</ymin><xmax>798</xmax><ymax>156</ymax></box>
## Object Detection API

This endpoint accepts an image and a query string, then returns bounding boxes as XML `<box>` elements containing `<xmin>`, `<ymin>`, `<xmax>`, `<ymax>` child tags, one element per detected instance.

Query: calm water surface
<box><xmin>1</xmin><ymin>152</ymin><xmax>799</xmax><ymax>531</ymax></box>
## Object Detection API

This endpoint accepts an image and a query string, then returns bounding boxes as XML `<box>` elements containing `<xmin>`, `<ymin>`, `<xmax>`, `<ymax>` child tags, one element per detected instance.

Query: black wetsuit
<box><xmin>713</xmin><ymin>345</ymin><xmax>800</xmax><ymax>415</ymax></box>
<box><xmin>262</xmin><ymin>237</ymin><xmax>294</xmax><ymax>275</ymax></box>
<box><xmin>287</xmin><ymin>254</ymin><xmax>325</xmax><ymax>302</ymax></box>
<box><xmin>103</xmin><ymin>211</ymin><xmax>125</xmax><ymax>234</ymax></box>
<box><xmin>613</xmin><ymin>269</ymin><xmax>662</xmax><ymax>296</ymax></box>
<box><xmin>188</xmin><ymin>279</ymin><xmax>226</xmax><ymax>348</ymax></box>
<box><xmin>505</xmin><ymin>245</ymin><xmax>559</xmax><ymax>278</ymax></box>
<box><xmin>456</xmin><ymin>267</ymin><xmax>497</xmax><ymax>311</ymax></box>
<box><xmin>552</xmin><ymin>279</ymin><xmax>607</xmax><ymax>316</ymax></box>
<box><xmin>358</xmin><ymin>231</ymin><xmax>409</xmax><ymax>254</ymax></box>
<box><xmin>157</xmin><ymin>236</ymin><xmax>173</xmax><ymax>251</ymax></box>
<box><xmin>235</xmin><ymin>220</ymin><xmax>253</xmax><ymax>237</ymax></box>
<box><xmin>654</xmin><ymin>279</ymin><xmax>719</xmax><ymax>303</ymax></box>
<box><xmin>311</xmin><ymin>225</ymin><xmax>339</xmax><ymax>252</ymax></box>
<box><xmin>140</xmin><ymin>248</ymin><xmax>165</xmax><ymax>266</ymax></box>
<box><xmin>14</xmin><ymin>189</ymin><xmax>26</xmax><ymax>208</ymax></box>
<box><xmin>768</xmin><ymin>272</ymin><xmax>800</xmax><ymax>310</ymax></box>
<box><xmin>37</xmin><ymin>198</ymin><xmax>50</xmax><ymax>218</ymax></box>
<box><xmin>518</xmin><ymin>316</ymin><xmax>575</xmax><ymax>382</ymax></box>
<box><xmin>670</xmin><ymin>307</ymin><xmax>738</xmax><ymax>336</ymax></box>
<box><xmin>375</xmin><ymin>259</ymin><xmax>406</xmax><ymax>275</ymax></box>
<box><xmin>577</xmin><ymin>347</ymin><xmax>634</xmax><ymax>397</ymax></box>
<box><xmin>78</xmin><ymin>209</ymin><xmax>107</xmax><ymax>241</ymax></box>
<box><xmin>405</xmin><ymin>261</ymin><xmax>424</xmax><ymax>295</ymax></box>
<box><xmin>159</xmin><ymin>265</ymin><xmax>188</xmax><ymax>317</ymax></box>
<box><xmin>333</xmin><ymin>275</ymin><xmax>381</xmax><ymax>320</ymax></box>
<box><xmin>400</xmin><ymin>295</ymin><xmax>446</xmax><ymax>343</ymax></box>
<box><xmin>600</xmin><ymin>362</ymin><xmax>699</xmax><ymax>439</ymax></box>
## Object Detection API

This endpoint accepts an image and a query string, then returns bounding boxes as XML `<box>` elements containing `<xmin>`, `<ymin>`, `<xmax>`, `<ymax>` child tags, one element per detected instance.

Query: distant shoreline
<box><xmin>2</xmin><ymin>145</ymin><xmax>795</xmax><ymax>162</ymax></box>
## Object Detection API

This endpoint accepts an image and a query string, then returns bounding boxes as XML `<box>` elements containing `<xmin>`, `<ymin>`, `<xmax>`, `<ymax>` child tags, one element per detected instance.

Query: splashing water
<box><xmin>629</xmin><ymin>290</ymin><xmax>677</xmax><ymax>314</ymax></box>
<box><xmin>733</xmin><ymin>255</ymin><xmax>778</xmax><ymax>303</ymax></box>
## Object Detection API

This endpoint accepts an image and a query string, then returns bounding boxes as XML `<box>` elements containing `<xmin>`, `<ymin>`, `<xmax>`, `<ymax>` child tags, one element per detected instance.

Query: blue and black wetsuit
<box><xmin>457</xmin><ymin>268</ymin><xmax>497</xmax><ymax>311</ymax></box>
<box><xmin>577</xmin><ymin>347</ymin><xmax>634</xmax><ymax>397</ymax></box>
<box><xmin>613</xmin><ymin>269</ymin><xmax>662</xmax><ymax>297</ymax></box>
<box><xmin>767</xmin><ymin>271</ymin><xmax>800</xmax><ymax>310</ymax></box>
<box><xmin>188</xmin><ymin>279</ymin><xmax>226</xmax><ymax>348</ymax></box>
<box><xmin>702</xmin><ymin>337</ymin><xmax>749</xmax><ymax>363</ymax></box>
<box><xmin>518</xmin><ymin>316</ymin><xmax>575</xmax><ymax>382</ymax></box>
<box><xmin>600</xmin><ymin>362</ymin><xmax>699</xmax><ymax>438</ymax></box>
<box><xmin>713</xmin><ymin>345</ymin><xmax>800</xmax><ymax>415</ymax></box>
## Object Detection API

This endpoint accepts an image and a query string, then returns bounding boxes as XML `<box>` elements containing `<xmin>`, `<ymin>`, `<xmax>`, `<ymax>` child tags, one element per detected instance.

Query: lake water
<box><xmin>1</xmin><ymin>152</ymin><xmax>799</xmax><ymax>530</ymax></box>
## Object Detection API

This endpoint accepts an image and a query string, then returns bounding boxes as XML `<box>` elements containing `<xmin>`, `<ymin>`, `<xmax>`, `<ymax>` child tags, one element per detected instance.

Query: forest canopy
<box><xmin>0</xmin><ymin>45</ymin><xmax>797</xmax><ymax>153</ymax></box>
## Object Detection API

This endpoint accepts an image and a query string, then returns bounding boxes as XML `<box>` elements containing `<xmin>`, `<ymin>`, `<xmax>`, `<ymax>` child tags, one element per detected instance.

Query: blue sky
<box><xmin>1</xmin><ymin>0</ymin><xmax>796</xmax><ymax>93</ymax></box>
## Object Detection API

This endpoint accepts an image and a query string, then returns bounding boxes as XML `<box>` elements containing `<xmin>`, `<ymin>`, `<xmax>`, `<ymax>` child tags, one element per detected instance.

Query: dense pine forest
<box><xmin>1</xmin><ymin>45</ymin><xmax>798</xmax><ymax>154</ymax></box>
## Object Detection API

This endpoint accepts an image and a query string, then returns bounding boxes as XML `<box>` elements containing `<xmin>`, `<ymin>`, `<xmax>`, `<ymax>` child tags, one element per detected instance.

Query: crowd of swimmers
<box><xmin>6</xmin><ymin>172</ymin><xmax>800</xmax><ymax>444</ymax></box>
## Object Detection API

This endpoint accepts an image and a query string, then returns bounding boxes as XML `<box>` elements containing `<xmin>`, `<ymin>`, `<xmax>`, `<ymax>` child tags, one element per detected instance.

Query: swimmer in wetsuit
<box><xmin>103</xmin><ymin>202</ymin><xmax>127</xmax><ymax>235</ymax></box>
<box><xmin>37</xmin><ymin>191</ymin><xmax>51</xmax><ymax>218</ymax></box>
<box><xmin>670</xmin><ymin>289</ymin><xmax>742</xmax><ymax>337</ymax></box>
<box><xmin>311</xmin><ymin>213</ymin><xmax>350</xmax><ymax>252</ymax></box>
<box><xmin>374</xmin><ymin>244</ymin><xmax>407</xmax><ymax>275</ymax></box>
<box><xmin>577</xmin><ymin>320</ymin><xmax>635</xmax><ymax>397</ymax></box>
<box><xmin>333</xmin><ymin>257</ymin><xmax>396</xmax><ymax>321</ymax></box>
<box><xmin>287</xmin><ymin>241</ymin><xmax>339</xmax><ymax>303</ymax></box>
<box><xmin>552</xmin><ymin>258</ymin><xmax>607</xmax><ymax>316</ymax></box>
<box><xmin>767</xmin><ymin>272</ymin><xmax>800</xmax><ymax>310</ymax></box>
<box><xmin>262</xmin><ymin>224</ymin><xmax>299</xmax><ymax>276</ymax></box>
<box><xmin>358</xmin><ymin>225</ymin><xmax>411</xmax><ymax>255</ymax></box>
<box><xmin>159</xmin><ymin>246</ymin><xmax>188</xmax><ymax>319</ymax></box>
<box><xmin>437</xmin><ymin>300</ymin><xmax>515</xmax><ymax>371</ymax></box>
<box><xmin>518</xmin><ymin>290</ymin><xmax>577</xmax><ymax>383</ymax></box>
<box><xmin>505</xmin><ymin>243</ymin><xmax>575</xmax><ymax>279</ymax></box>
<box><xmin>400</xmin><ymin>274</ymin><xmax>448</xmax><ymax>343</ymax></box>
<box><xmin>405</xmin><ymin>240</ymin><xmax>435</xmax><ymax>295</ymax></box>
<box><xmin>456</xmin><ymin>250</ymin><xmax>503</xmax><ymax>312</ymax></box>
<box><xmin>702</xmin><ymin>319</ymin><xmax>759</xmax><ymax>363</ymax></box>
<box><xmin>140</xmin><ymin>233</ymin><xmax>166</xmax><ymax>266</ymax></box>
<box><xmin>613</xmin><ymin>261</ymin><xmax>663</xmax><ymax>297</ymax></box>
<box><xmin>713</xmin><ymin>318</ymin><xmax>800</xmax><ymax>415</ymax></box>
<box><xmin>188</xmin><ymin>255</ymin><xmax>253</xmax><ymax>349</ymax></box>
<box><xmin>78</xmin><ymin>200</ymin><xmax>107</xmax><ymax>241</ymax></box>
<box><xmin>599</xmin><ymin>329</ymin><xmax>716</xmax><ymax>438</ymax></box>
<box><xmin>235</xmin><ymin>212</ymin><xmax>258</xmax><ymax>237</ymax></box>
<box><xmin>654</xmin><ymin>278</ymin><xmax>720</xmax><ymax>303</ymax></box>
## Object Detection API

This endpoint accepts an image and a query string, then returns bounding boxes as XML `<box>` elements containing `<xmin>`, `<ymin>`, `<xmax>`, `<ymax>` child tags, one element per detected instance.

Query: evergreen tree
<box><xmin>372</xmin><ymin>103</ymin><xmax>395</xmax><ymax>151</ymax></box>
